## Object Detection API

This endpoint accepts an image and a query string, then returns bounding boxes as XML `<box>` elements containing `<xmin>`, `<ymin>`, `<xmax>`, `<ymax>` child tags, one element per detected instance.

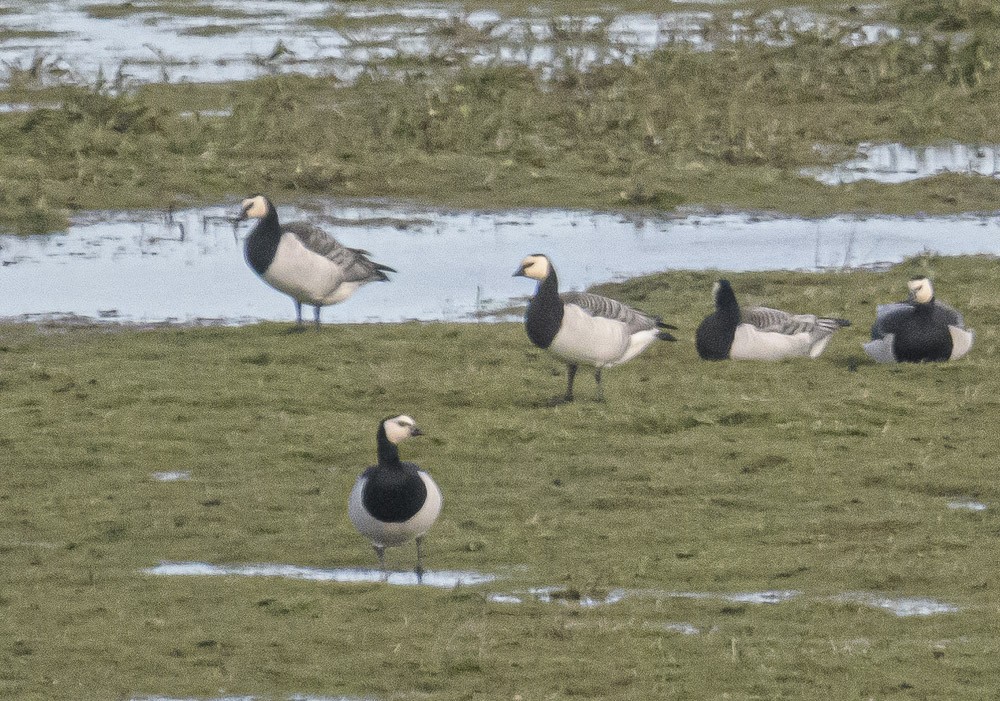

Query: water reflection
<box><xmin>146</xmin><ymin>561</ymin><xmax>498</xmax><ymax>588</ymax></box>
<box><xmin>2</xmin><ymin>201</ymin><xmax>999</xmax><ymax>325</ymax></box>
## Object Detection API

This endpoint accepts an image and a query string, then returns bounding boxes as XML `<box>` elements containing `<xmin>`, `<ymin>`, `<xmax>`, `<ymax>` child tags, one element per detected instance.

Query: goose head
<box><xmin>237</xmin><ymin>194</ymin><xmax>271</xmax><ymax>221</ymax></box>
<box><xmin>713</xmin><ymin>279</ymin><xmax>739</xmax><ymax>311</ymax></box>
<box><xmin>513</xmin><ymin>254</ymin><xmax>552</xmax><ymax>281</ymax></box>
<box><xmin>907</xmin><ymin>277</ymin><xmax>934</xmax><ymax>304</ymax></box>
<box><xmin>382</xmin><ymin>414</ymin><xmax>424</xmax><ymax>444</ymax></box>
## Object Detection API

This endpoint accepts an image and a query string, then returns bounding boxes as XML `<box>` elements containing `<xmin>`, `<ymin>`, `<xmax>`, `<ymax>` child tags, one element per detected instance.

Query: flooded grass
<box><xmin>2</xmin><ymin>256</ymin><xmax>1000</xmax><ymax>697</ymax></box>
<box><xmin>1</xmin><ymin>8</ymin><xmax>1000</xmax><ymax>230</ymax></box>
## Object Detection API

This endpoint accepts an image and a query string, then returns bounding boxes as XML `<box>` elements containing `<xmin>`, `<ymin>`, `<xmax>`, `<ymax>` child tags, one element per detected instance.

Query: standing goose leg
<box><xmin>374</xmin><ymin>545</ymin><xmax>387</xmax><ymax>580</ymax></box>
<box><xmin>415</xmin><ymin>536</ymin><xmax>425</xmax><ymax>583</ymax></box>
<box><xmin>594</xmin><ymin>368</ymin><xmax>604</xmax><ymax>403</ymax></box>
<box><xmin>565</xmin><ymin>364</ymin><xmax>578</xmax><ymax>403</ymax></box>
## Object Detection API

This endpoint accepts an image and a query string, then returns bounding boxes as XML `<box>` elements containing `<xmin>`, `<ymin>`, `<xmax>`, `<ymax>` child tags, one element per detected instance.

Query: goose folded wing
<box><xmin>285</xmin><ymin>222</ymin><xmax>394</xmax><ymax>282</ymax></box>
<box><xmin>743</xmin><ymin>306</ymin><xmax>845</xmax><ymax>335</ymax></box>
<box><xmin>561</xmin><ymin>292</ymin><xmax>660</xmax><ymax>333</ymax></box>
<box><xmin>871</xmin><ymin>303</ymin><xmax>911</xmax><ymax>339</ymax></box>
<box><xmin>933</xmin><ymin>300</ymin><xmax>965</xmax><ymax>328</ymax></box>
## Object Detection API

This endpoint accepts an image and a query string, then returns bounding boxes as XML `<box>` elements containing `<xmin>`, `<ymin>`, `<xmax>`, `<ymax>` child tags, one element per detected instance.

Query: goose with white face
<box><xmin>514</xmin><ymin>254</ymin><xmax>676</xmax><ymax>402</ymax></box>
<box><xmin>865</xmin><ymin>276</ymin><xmax>973</xmax><ymax>363</ymax></box>
<box><xmin>348</xmin><ymin>414</ymin><xmax>442</xmax><ymax>581</ymax></box>
<box><xmin>237</xmin><ymin>194</ymin><xmax>395</xmax><ymax>329</ymax></box>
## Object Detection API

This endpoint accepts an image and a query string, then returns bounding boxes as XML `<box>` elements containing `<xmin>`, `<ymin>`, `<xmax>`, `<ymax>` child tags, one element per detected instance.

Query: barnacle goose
<box><xmin>514</xmin><ymin>254</ymin><xmax>677</xmax><ymax>402</ymax></box>
<box><xmin>696</xmin><ymin>279</ymin><xmax>850</xmax><ymax>360</ymax></box>
<box><xmin>237</xmin><ymin>195</ymin><xmax>395</xmax><ymax>328</ymax></box>
<box><xmin>864</xmin><ymin>277</ymin><xmax>973</xmax><ymax>363</ymax></box>
<box><xmin>348</xmin><ymin>415</ymin><xmax>442</xmax><ymax>579</ymax></box>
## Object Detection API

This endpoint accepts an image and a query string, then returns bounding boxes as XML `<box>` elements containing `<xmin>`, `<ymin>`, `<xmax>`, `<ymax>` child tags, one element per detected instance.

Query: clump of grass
<box><xmin>83</xmin><ymin>2</ymin><xmax>142</xmax><ymax>19</ymax></box>
<box><xmin>899</xmin><ymin>0</ymin><xmax>1000</xmax><ymax>29</ymax></box>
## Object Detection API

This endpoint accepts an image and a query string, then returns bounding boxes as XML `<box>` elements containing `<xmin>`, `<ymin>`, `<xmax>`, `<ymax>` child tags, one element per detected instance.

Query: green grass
<box><xmin>2</xmin><ymin>255</ymin><xmax>1000</xmax><ymax>698</ymax></box>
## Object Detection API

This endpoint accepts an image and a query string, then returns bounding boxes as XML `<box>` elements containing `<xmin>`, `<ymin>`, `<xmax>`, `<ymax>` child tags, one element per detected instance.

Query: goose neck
<box><xmin>376</xmin><ymin>426</ymin><xmax>402</xmax><ymax>467</ymax></box>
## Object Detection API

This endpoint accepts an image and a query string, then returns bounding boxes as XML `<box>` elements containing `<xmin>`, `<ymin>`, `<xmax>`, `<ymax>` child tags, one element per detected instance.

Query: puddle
<box><xmin>488</xmin><ymin>587</ymin><xmax>800</xmax><ymax>607</ymax></box>
<box><xmin>659</xmin><ymin>622</ymin><xmax>702</xmax><ymax>635</ymax></box>
<box><xmin>131</xmin><ymin>696</ymin><xmax>366</xmax><ymax>701</ymax></box>
<box><xmin>947</xmin><ymin>500</ymin><xmax>988</xmax><ymax>512</ymax></box>
<box><xmin>487</xmin><ymin>587</ymin><xmax>627</xmax><ymax>607</ymax></box>
<box><xmin>805</xmin><ymin>143</ymin><xmax>1000</xmax><ymax>185</ymax></box>
<box><xmin>146</xmin><ymin>561</ymin><xmax>497</xmax><ymax>588</ymax></box>
<box><xmin>658</xmin><ymin>589</ymin><xmax>801</xmax><ymax>605</ymax></box>
<box><xmin>2</xmin><ymin>202</ymin><xmax>1000</xmax><ymax>325</ymax></box>
<box><xmin>151</xmin><ymin>471</ymin><xmax>192</xmax><ymax>482</ymax></box>
<box><xmin>0</xmin><ymin>3</ymin><xmax>901</xmax><ymax>88</ymax></box>
<box><xmin>488</xmin><ymin>586</ymin><xmax>958</xmax><ymax>616</ymax></box>
<box><xmin>835</xmin><ymin>593</ymin><xmax>960</xmax><ymax>617</ymax></box>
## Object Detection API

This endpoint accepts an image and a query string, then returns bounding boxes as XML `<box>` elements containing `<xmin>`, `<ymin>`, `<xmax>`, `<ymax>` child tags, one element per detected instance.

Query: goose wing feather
<box><xmin>284</xmin><ymin>222</ymin><xmax>395</xmax><ymax>282</ymax></box>
<box><xmin>934</xmin><ymin>299</ymin><xmax>965</xmax><ymax>328</ymax></box>
<box><xmin>561</xmin><ymin>291</ymin><xmax>661</xmax><ymax>334</ymax></box>
<box><xmin>744</xmin><ymin>306</ymin><xmax>848</xmax><ymax>335</ymax></box>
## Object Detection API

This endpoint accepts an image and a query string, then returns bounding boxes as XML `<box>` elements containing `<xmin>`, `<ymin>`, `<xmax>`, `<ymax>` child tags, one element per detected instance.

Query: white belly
<box><xmin>262</xmin><ymin>234</ymin><xmax>347</xmax><ymax>306</ymax></box>
<box><xmin>348</xmin><ymin>472</ymin><xmax>443</xmax><ymax>548</ymax></box>
<box><xmin>729</xmin><ymin>324</ymin><xmax>819</xmax><ymax>360</ymax></box>
<box><xmin>548</xmin><ymin>305</ymin><xmax>631</xmax><ymax>368</ymax></box>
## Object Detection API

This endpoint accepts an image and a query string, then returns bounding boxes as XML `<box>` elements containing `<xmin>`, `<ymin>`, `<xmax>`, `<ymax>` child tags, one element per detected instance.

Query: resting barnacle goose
<box><xmin>695</xmin><ymin>279</ymin><xmax>850</xmax><ymax>360</ymax></box>
<box><xmin>864</xmin><ymin>277</ymin><xmax>973</xmax><ymax>363</ymax></box>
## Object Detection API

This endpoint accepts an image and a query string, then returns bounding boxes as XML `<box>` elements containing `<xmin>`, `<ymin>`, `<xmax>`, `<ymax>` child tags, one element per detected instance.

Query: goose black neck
<box><xmin>715</xmin><ymin>281</ymin><xmax>740</xmax><ymax>321</ymax></box>
<box><xmin>525</xmin><ymin>267</ymin><xmax>563</xmax><ymax>349</ymax></box>
<box><xmin>245</xmin><ymin>202</ymin><xmax>281</xmax><ymax>274</ymax></box>
<box><xmin>695</xmin><ymin>281</ymin><xmax>740</xmax><ymax>360</ymax></box>
<box><xmin>912</xmin><ymin>297</ymin><xmax>935</xmax><ymax>315</ymax></box>
<box><xmin>376</xmin><ymin>425</ymin><xmax>402</xmax><ymax>467</ymax></box>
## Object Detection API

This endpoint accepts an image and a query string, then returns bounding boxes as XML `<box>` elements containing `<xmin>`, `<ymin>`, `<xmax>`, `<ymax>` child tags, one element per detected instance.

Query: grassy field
<box><xmin>4</xmin><ymin>1</ymin><xmax>1000</xmax><ymax>231</ymax></box>
<box><xmin>2</xmin><ymin>255</ymin><xmax>1000</xmax><ymax>699</ymax></box>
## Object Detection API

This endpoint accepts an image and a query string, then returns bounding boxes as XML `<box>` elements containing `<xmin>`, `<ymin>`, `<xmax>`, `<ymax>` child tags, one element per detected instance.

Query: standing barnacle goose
<box><xmin>348</xmin><ymin>415</ymin><xmax>442</xmax><ymax>579</ymax></box>
<box><xmin>696</xmin><ymin>279</ymin><xmax>850</xmax><ymax>360</ymax></box>
<box><xmin>864</xmin><ymin>277</ymin><xmax>973</xmax><ymax>363</ymax></box>
<box><xmin>513</xmin><ymin>254</ymin><xmax>677</xmax><ymax>402</ymax></box>
<box><xmin>237</xmin><ymin>195</ymin><xmax>395</xmax><ymax>328</ymax></box>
